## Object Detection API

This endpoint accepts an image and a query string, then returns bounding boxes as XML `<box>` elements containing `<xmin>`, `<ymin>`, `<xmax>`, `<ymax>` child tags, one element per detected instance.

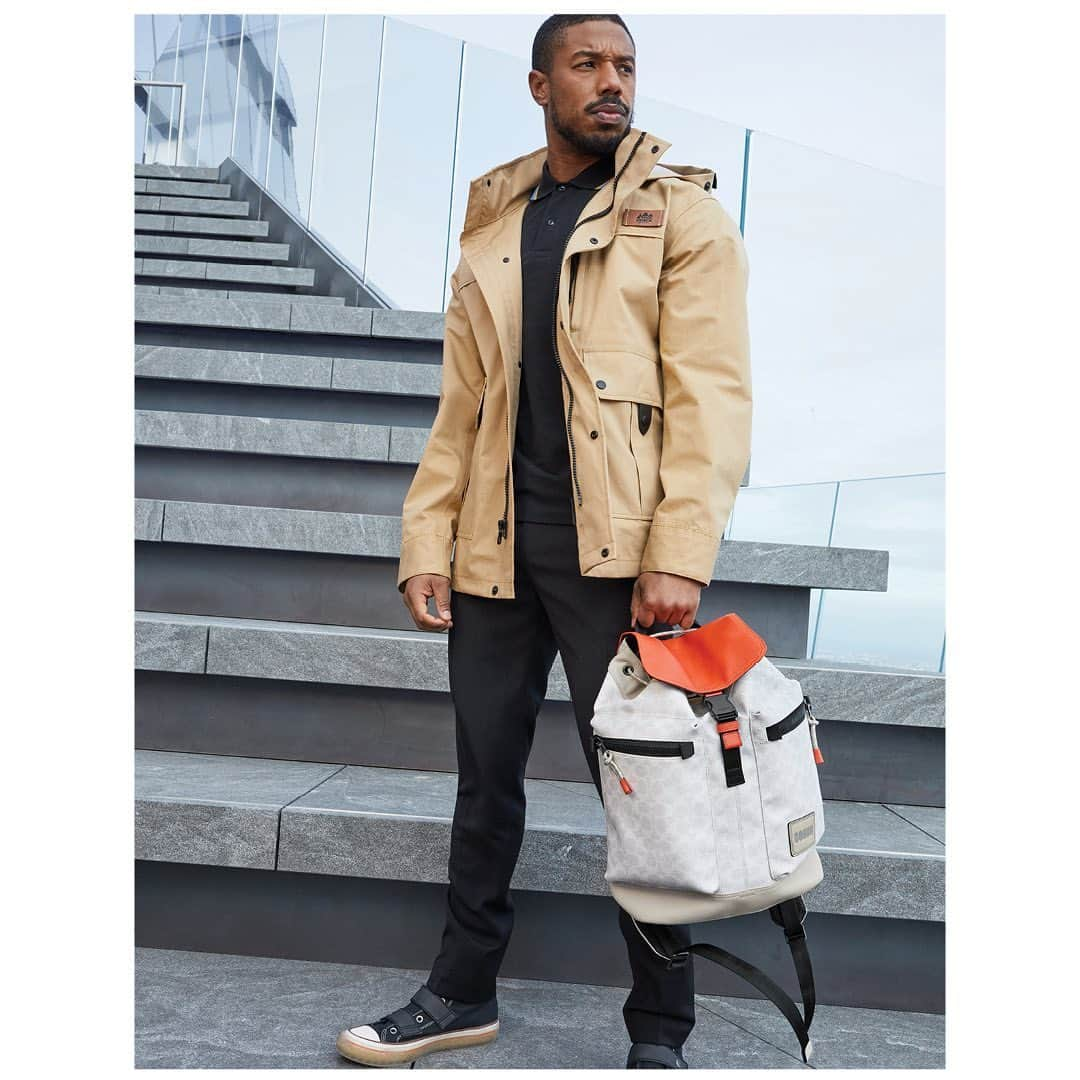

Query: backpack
<box><xmin>589</xmin><ymin>613</ymin><xmax>826</xmax><ymax>1063</ymax></box>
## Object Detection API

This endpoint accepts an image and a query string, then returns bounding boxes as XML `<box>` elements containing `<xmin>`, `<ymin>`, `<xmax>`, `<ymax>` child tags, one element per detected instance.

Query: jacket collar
<box><xmin>461</xmin><ymin>125</ymin><xmax>674</xmax><ymax>237</ymax></box>
<box><xmin>529</xmin><ymin>151</ymin><xmax>617</xmax><ymax>201</ymax></box>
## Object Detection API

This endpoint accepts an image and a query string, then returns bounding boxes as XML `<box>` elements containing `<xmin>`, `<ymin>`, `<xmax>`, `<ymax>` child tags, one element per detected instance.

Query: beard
<box><xmin>549</xmin><ymin>91</ymin><xmax>634</xmax><ymax>156</ymax></box>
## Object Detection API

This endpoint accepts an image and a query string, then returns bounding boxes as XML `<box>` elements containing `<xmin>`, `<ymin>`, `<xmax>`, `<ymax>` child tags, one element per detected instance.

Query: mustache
<box><xmin>590</xmin><ymin>101</ymin><xmax>628</xmax><ymax>114</ymax></box>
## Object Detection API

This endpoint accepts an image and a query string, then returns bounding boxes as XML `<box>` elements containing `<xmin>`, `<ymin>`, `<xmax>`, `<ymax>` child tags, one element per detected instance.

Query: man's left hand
<box><xmin>631</xmin><ymin>571</ymin><xmax>703</xmax><ymax>630</ymax></box>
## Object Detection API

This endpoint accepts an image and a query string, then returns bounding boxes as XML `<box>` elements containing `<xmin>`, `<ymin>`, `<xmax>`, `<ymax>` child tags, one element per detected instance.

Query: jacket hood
<box><xmin>461</xmin><ymin>126</ymin><xmax>718</xmax><ymax>236</ymax></box>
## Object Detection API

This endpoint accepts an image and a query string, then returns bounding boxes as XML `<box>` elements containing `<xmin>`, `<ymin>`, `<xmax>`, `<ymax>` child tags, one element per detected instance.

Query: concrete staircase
<box><xmin>134</xmin><ymin>162</ymin><xmax>945</xmax><ymax>1025</ymax></box>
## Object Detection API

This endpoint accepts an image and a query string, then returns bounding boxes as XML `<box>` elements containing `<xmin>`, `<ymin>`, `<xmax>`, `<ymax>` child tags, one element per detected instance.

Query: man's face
<box><xmin>544</xmin><ymin>20</ymin><xmax>636</xmax><ymax>155</ymax></box>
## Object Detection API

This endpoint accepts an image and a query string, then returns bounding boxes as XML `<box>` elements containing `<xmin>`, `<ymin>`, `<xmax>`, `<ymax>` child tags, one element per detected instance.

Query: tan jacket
<box><xmin>396</xmin><ymin>125</ymin><xmax>752</xmax><ymax>600</ymax></box>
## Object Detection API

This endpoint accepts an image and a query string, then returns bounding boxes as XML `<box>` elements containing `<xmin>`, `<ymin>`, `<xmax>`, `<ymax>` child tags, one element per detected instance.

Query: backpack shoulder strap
<box><xmin>631</xmin><ymin>897</ymin><xmax>816</xmax><ymax>1064</ymax></box>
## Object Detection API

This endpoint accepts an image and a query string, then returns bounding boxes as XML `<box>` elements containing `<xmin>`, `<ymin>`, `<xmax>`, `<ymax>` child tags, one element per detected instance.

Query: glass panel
<box><xmin>812</xmin><ymin>473</ymin><xmax>945</xmax><ymax>671</ymax></box>
<box><xmin>134</xmin><ymin>97</ymin><xmax>147</xmax><ymax>164</ymax></box>
<box><xmin>142</xmin><ymin>85</ymin><xmax>183</xmax><ymax>166</ymax></box>
<box><xmin>308</xmin><ymin>14</ymin><xmax>383</xmax><ymax>277</ymax></box>
<box><xmin>448</xmin><ymin>42</ymin><xmax>537</xmax><ymax>307</ymax></box>
<box><xmin>134</xmin><ymin>16</ymin><xmax>156</xmax><ymax>160</ymax></box>
<box><xmin>175</xmin><ymin>14</ymin><xmax>211</xmax><ymax>166</ymax></box>
<box><xmin>726</xmin><ymin>481</ymin><xmax>837</xmax><ymax>547</ymax></box>
<box><xmin>366</xmin><ymin>18</ymin><xmax>462</xmax><ymax>310</ymax></box>
<box><xmin>134</xmin><ymin>14</ymin><xmax>178</xmax><ymax>80</ymax></box>
<box><xmin>141</xmin><ymin>16</ymin><xmax>182</xmax><ymax>165</ymax></box>
<box><xmin>196</xmin><ymin>15</ymin><xmax>244</xmax><ymax>169</ymax></box>
<box><xmin>233</xmin><ymin>14</ymin><xmax>279</xmax><ymax>182</ymax></box>
<box><xmin>265</xmin><ymin>14</ymin><xmax>325</xmax><ymax>221</ymax></box>
<box><xmin>743</xmin><ymin>132</ymin><xmax>944</xmax><ymax>487</ymax></box>
<box><xmin>725</xmin><ymin>481</ymin><xmax>838</xmax><ymax>659</ymax></box>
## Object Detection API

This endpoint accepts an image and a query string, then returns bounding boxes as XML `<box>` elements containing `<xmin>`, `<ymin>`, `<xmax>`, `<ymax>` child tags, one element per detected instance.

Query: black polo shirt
<box><xmin>514</xmin><ymin>151</ymin><xmax>617</xmax><ymax>525</ymax></box>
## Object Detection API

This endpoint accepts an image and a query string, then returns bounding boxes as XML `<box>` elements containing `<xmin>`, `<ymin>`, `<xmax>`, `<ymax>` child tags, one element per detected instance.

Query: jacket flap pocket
<box><xmin>585</xmin><ymin>349</ymin><xmax>663</xmax><ymax>407</ymax></box>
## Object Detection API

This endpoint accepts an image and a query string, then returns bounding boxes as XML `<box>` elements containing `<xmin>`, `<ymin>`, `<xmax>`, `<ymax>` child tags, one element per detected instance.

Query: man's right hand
<box><xmin>402</xmin><ymin>573</ymin><xmax>453</xmax><ymax>631</ymax></box>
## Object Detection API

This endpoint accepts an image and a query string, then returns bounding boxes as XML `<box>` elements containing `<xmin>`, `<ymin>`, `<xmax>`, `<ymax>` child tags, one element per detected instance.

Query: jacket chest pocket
<box><xmin>585</xmin><ymin>349</ymin><xmax>664</xmax><ymax>520</ymax></box>
<box><xmin>570</xmin><ymin>227</ymin><xmax>664</xmax><ymax>336</ymax></box>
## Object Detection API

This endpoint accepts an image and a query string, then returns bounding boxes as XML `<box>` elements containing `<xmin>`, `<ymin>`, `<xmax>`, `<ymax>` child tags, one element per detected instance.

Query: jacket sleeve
<box><xmin>639</xmin><ymin>193</ymin><xmax>752</xmax><ymax>587</ymax></box>
<box><xmin>396</xmin><ymin>261</ymin><xmax>486</xmax><ymax>592</ymax></box>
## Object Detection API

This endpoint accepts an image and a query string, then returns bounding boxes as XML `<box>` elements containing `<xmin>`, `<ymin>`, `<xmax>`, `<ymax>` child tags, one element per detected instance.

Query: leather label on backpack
<box><xmin>787</xmin><ymin>812</ymin><xmax>816</xmax><ymax>856</ymax></box>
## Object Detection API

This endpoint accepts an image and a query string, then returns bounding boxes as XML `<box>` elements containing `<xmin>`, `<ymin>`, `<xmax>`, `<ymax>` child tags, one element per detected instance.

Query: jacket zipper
<box><xmin>498</xmin><ymin>128</ymin><xmax>648</xmax><ymax>543</ymax></box>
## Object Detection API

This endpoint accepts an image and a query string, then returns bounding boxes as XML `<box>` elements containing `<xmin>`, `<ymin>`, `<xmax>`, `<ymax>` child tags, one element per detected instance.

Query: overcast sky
<box><xmin>400</xmin><ymin>12</ymin><xmax>943</xmax><ymax>186</ymax></box>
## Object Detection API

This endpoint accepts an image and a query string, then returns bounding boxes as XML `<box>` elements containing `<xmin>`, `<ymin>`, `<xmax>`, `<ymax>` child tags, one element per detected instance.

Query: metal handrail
<box><xmin>135</xmin><ymin>80</ymin><xmax>186</xmax><ymax>167</ymax></box>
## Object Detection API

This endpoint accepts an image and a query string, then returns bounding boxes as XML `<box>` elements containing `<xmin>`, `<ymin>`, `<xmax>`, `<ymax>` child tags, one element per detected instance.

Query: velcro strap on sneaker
<box><xmin>411</xmin><ymin>984</ymin><xmax>455</xmax><ymax>1027</ymax></box>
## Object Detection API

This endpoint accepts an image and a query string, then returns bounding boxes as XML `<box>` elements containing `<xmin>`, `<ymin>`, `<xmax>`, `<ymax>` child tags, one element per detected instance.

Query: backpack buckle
<box><xmin>699</xmin><ymin>691</ymin><xmax>746</xmax><ymax>786</ymax></box>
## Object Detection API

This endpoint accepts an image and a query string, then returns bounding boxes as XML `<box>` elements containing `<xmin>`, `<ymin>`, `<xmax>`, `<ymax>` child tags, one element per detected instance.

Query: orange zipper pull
<box><xmin>602</xmin><ymin>749</ymin><xmax>634</xmax><ymax>794</ymax></box>
<box><xmin>804</xmin><ymin>696</ymin><xmax>825</xmax><ymax>765</ymax></box>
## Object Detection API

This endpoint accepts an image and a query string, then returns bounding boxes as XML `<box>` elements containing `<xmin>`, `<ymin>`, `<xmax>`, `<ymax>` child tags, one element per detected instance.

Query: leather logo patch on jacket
<box><xmin>620</xmin><ymin>207</ymin><xmax>666</xmax><ymax>227</ymax></box>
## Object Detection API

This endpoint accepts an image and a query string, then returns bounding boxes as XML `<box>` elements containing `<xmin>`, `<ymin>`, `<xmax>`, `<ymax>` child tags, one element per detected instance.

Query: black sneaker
<box><xmin>626</xmin><ymin>1042</ymin><xmax>689</xmax><ymax>1068</ymax></box>
<box><xmin>336</xmin><ymin>983</ymin><xmax>499</xmax><ymax>1067</ymax></box>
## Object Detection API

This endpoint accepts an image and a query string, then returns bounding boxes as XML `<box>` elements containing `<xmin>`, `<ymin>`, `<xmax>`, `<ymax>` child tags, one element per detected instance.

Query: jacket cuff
<box><xmin>396</xmin><ymin>532</ymin><xmax>454</xmax><ymax>593</ymax></box>
<box><xmin>638</xmin><ymin>521</ymin><xmax>720</xmax><ymax>588</ymax></box>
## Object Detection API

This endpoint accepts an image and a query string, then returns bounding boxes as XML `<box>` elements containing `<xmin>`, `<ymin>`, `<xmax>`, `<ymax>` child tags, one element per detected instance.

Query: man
<box><xmin>337</xmin><ymin>12</ymin><xmax>751</xmax><ymax>1070</ymax></box>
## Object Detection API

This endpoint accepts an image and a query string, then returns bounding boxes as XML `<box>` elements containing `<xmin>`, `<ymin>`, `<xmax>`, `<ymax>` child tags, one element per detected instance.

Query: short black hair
<box><xmin>531</xmin><ymin>14</ymin><xmax>635</xmax><ymax>75</ymax></box>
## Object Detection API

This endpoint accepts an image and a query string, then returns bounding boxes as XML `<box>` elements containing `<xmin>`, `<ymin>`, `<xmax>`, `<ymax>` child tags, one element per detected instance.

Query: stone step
<box><xmin>134</xmin><ymin>947</ymin><xmax>945</xmax><ymax>1068</ymax></box>
<box><xmin>133</xmin><ymin>611</ymin><xmax>945</xmax><ymax>729</ymax></box>
<box><xmin>135</xmin><ymin>164</ymin><xmax>220</xmax><ymax>182</ymax></box>
<box><xmin>135</xmin><ymin>294</ymin><xmax>442</xmax><ymax>338</ymax></box>
<box><xmin>135</xmin><ymin>194</ymin><xmax>250</xmax><ymax>217</ymax></box>
<box><xmin>135</xmin><ymin>257</ymin><xmax>315</xmax><ymax>288</ymax></box>
<box><xmin>134</xmin><ymin>235</ymin><xmax>290</xmax><ymax>263</ymax></box>
<box><xmin>134</xmin><ymin>343</ymin><xmax>441</xmax><ymax>394</ymax></box>
<box><xmin>134</xmin><ymin>285</ymin><xmax>344</xmax><ymax>306</ymax></box>
<box><xmin>135</xmin><ymin>177</ymin><xmax>232</xmax><ymax>199</ymax></box>
<box><xmin>134</xmin><ymin>749</ymin><xmax>943</xmax><ymax>923</ymax></box>
<box><xmin>134</xmin><ymin>212</ymin><xmax>270</xmax><ymax>239</ymax></box>
<box><xmin>134</xmin><ymin>409</ymin><xmax>393</xmax><ymax>460</ymax></box>
<box><xmin>134</xmin><ymin>496</ymin><xmax>886</xmax><ymax>593</ymax></box>
<box><xmin>135</xmin><ymin>293</ymin><xmax>372</xmax><ymax>334</ymax></box>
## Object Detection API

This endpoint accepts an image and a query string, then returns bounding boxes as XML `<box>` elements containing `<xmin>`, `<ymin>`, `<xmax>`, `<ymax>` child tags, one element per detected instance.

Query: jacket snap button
<box><xmin>589</xmin><ymin>237</ymin><xmax>598</xmax><ymax>244</ymax></box>
<box><xmin>651</xmin><ymin>145</ymin><xmax>659</xmax><ymax>153</ymax></box>
<box><xmin>704</xmin><ymin>182</ymin><xmax>711</xmax><ymax>191</ymax></box>
<box><xmin>491</xmin><ymin>585</ymin><xmax>499</xmax><ymax>595</ymax></box>
<box><xmin>596</xmin><ymin>379</ymin><xmax>606</xmax><ymax>389</ymax></box>
<box><xmin>590</xmin><ymin>429</ymin><xmax>599</xmax><ymax>438</ymax></box>
<box><xmin>502</xmin><ymin>256</ymin><xmax>509</xmax><ymax>263</ymax></box>
<box><xmin>601</xmin><ymin>548</ymin><xmax>610</xmax><ymax>557</ymax></box>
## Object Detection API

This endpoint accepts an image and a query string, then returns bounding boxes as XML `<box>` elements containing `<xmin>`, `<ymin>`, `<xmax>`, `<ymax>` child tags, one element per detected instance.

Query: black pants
<box><xmin>425</xmin><ymin>521</ymin><xmax>696</xmax><ymax>1046</ymax></box>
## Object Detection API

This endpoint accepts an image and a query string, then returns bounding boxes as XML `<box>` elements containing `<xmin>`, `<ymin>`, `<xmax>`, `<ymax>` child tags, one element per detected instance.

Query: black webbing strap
<box><xmin>765</xmin><ymin>700</ymin><xmax>807</xmax><ymax>741</ymax></box>
<box><xmin>702</xmin><ymin>692</ymin><xmax>745</xmax><ymax>787</ymax></box>
<box><xmin>633</xmin><ymin>897</ymin><xmax>816</xmax><ymax>1064</ymax></box>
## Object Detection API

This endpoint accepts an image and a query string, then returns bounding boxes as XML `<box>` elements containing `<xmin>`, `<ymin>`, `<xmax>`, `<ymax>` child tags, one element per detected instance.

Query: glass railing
<box><xmin>727</xmin><ymin>473</ymin><xmax>945</xmax><ymax>673</ymax></box>
<box><xmin>133</xmin><ymin>14</ymin><xmax>945</xmax><ymax>672</ymax></box>
<box><xmin>134</xmin><ymin>80</ymin><xmax>187</xmax><ymax>166</ymax></box>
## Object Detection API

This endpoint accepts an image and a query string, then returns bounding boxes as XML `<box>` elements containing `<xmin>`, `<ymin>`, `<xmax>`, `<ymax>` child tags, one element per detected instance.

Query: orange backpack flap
<box><xmin>618</xmin><ymin>613</ymin><xmax>767</xmax><ymax>695</ymax></box>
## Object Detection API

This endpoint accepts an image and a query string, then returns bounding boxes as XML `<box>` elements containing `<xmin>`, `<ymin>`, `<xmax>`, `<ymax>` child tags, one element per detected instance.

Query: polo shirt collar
<box><xmin>529</xmin><ymin>152</ymin><xmax>617</xmax><ymax>201</ymax></box>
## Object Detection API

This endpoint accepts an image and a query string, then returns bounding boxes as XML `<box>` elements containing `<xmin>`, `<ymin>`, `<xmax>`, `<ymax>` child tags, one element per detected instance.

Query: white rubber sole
<box><xmin>336</xmin><ymin>1018</ymin><xmax>500</xmax><ymax>1066</ymax></box>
